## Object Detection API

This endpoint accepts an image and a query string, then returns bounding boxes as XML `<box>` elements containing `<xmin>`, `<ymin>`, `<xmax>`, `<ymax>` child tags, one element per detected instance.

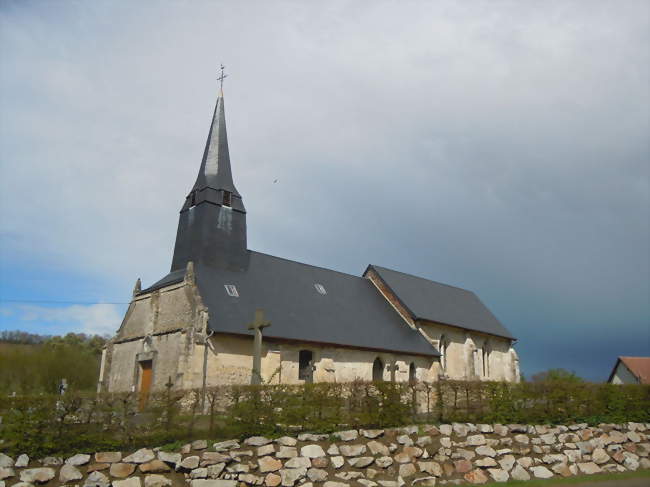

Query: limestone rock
<box><xmin>139</xmin><ymin>460</ymin><xmax>171</xmax><ymax>473</ymax></box>
<box><xmin>59</xmin><ymin>464</ymin><xmax>83</xmax><ymax>483</ymax></box>
<box><xmin>265</xmin><ymin>473</ymin><xmax>281</xmax><ymax>487</ymax></box>
<box><xmin>190</xmin><ymin>468</ymin><xmax>208</xmax><ymax>479</ymax></box>
<box><xmin>124</xmin><ymin>449</ymin><xmax>155</xmax><ymax>464</ymax></box>
<box><xmin>0</xmin><ymin>469</ymin><xmax>14</xmax><ymax>480</ymax></box>
<box><xmin>418</xmin><ymin>461</ymin><xmax>442</xmax><ymax>476</ymax></box>
<box><xmin>335</xmin><ymin>472</ymin><xmax>363</xmax><ymax>481</ymax></box>
<box><xmin>239</xmin><ymin>474</ymin><xmax>264</xmax><ymax>485</ymax></box>
<box><xmin>275</xmin><ymin>437</ymin><xmax>297</xmax><ymax>447</ymax></box>
<box><xmin>279</xmin><ymin>467</ymin><xmax>306</xmax><ymax>486</ymax></box>
<box><xmin>592</xmin><ymin>448</ymin><xmax>610</xmax><ymax>464</ymax></box>
<box><xmin>20</xmin><ymin>468</ymin><xmax>56</xmax><ymax>484</ymax></box>
<box><xmin>403</xmin><ymin>446</ymin><xmax>423</xmax><ymax>458</ymax></box>
<box><xmin>284</xmin><ymin>457</ymin><xmax>311</xmax><ymax>469</ymax></box>
<box><xmin>277</xmin><ymin>447</ymin><xmax>297</xmax><ymax>459</ymax></box>
<box><xmin>258</xmin><ymin>457</ymin><xmax>283</xmax><ymax>473</ymax></box>
<box><xmin>497</xmin><ymin>455</ymin><xmax>515</xmax><ymax>472</ymax></box>
<box><xmin>439</xmin><ymin>438</ymin><xmax>452</xmax><ymax>449</ymax></box>
<box><xmin>192</xmin><ymin>440</ymin><xmax>208</xmax><ymax>450</ymax></box>
<box><xmin>396</xmin><ymin>435</ymin><xmax>414</xmax><ymax>446</ymax></box>
<box><xmin>312</xmin><ymin>457</ymin><xmax>328</xmax><ymax>468</ymax></box>
<box><xmin>475</xmin><ymin>446</ymin><xmax>496</xmax><ymax>457</ymax></box>
<box><xmin>493</xmin><ymin>425</ymin><xmax>508</xmax><ymax>437</ymax></box>
<box><xmin>541</xmin><ymin>454</ymin><xmax>565</xmax><ymax>465</ymax></box>
<box><xmin>513</xmin><ymin>435</ymin><xmax>529</xmax><ymax>445</ymax></box>
<box><xmin>416</xmin><ymin>436</ymin><xmax>432</xmax><ymax>447</ymax></box>
<box><xmin>394</xmin><ymin>452</ymin><xmax>412</xmax><ymax>464</ymax></box>
<box><xmin>510</xmin><ymin>465</ymin><xmax>530</xmax><ymax>481</ymax></box>
<box><xmin>110</xmin><ymin>463</ymin><xmax>136</xmax><ymax>478</ymax></box>
<box><xmin>517</xmin><ymin>457</ymin><xmax>533</xmax><ymax>468</ymax></box>
<box><xmin>375</xmin><ymin>457</ymin><xmax>393</xmax><ymax>469</ymax></box>
<box><xmin>564</xmin><ymin>450</ymin><xmax>581</xmax><ymax>463</ymax></box>
<box><xmin>145</xmin><ymin>474</ymin><xmax>173</xmax><ymax>487</ymax></box>
<box><xmin>577</xmin><ymin>462</ymin><xmax>602</xmax><ymax>475</ymax></box>
<box><xmin>300</xmin><ymin>445</ymin><xmax>326</xmax><ymax>458</ymax></box>
<box><xmin>348</xmin><ymin>457</ymin><xmax>374</xmax><ymax>468</ymax></box>
<box><xmin>230</xmin><ymin>450</ymin><xmax>253</xmax><ymax>459</ymax></box>
<box><xmin>475</xmin><ymin>458</ymin><xmax>497</xmax><ymax>468</ymax></box>
<box><xmin>463</xmin><ymin>469</ymin><xmax>488</xmax><ymax>484</ymax></box>
<box><xmin>307</xmin><ymin>468</ymin><xmax>328</xmax><ymax>482</ymax></box>
<box><xmin>399</xmin><ymin>463</ymin><xmax>417</xmax><ymax>478</ymax></box>
<box><xmin>15</xmin><ymin>455</ymin><xmax>29</xmax><ymax>468</ymax></box>
<box><xmin>180</xmin><ymin>456</ymin><xmax>201</xmax><ymax>470</ymax></box>
<box><xmin>245</xmin><ymin>436</ymin><xmax>272</xmax><ymax>447</ymax></box>
<box><xmin>327</xmin><ymin>444</ymin><xmax>340</xmax><ymax>456</ymax></box>
<box><xmin>200</xmin><ymin>452</ymin><xmax>230</xmax><ymax>466</ymax></box>
<box><xmin>95</xmin><ymin>452</ymin><xmax>122</xmax><ymax>464</ymax></box>
<box><xmin>213</xmin><ymin>440</ymin><xmax>240</xmax><ymax>452</ymax></box>
<box><xmin>358</xmin><ymin>480</ymin><xmax>379</xmax><ymax>487</ymax></box>
<box><xmin>87</xmin><ymin>463</ymin><xmax>110</xmax><ymax>473</ymax></box>
<box><xmin>114</xmin><ymin>477</ymin><xmax>141</xmax><ymax>487</ymax></box>
<box><xmin>339</xmin><ymin>444</ymin><xmax>366</xmax><ymax>457</ymax></box>
<box><xmin>84</xmin><ymin>471</ymin><xmax>111</xmax><ymax>487</ymax></box>
<box><xmin>623</xmin><ymin>455</ymin><xmax>639</xmax><ymax>471</ymax></box>
<box><xmin>411</xmin><ymin>476</ymin><xmax>436</xmax><ymax>486</ymax></box>
<box><xmin>478</xmin><ymin>424</ymin><xmax>494</xmax><ymax>433</ymax></box>
<box><xmin>225</xmin><ymin>462</ymin><xmax>249</xmax><ymax>473</ymax></box>
<box><xmin>551</xmin><ymin>463</ymin><xmax>573</xmax><ymax>477</ymax></box>
<box><xmin>530</xmin><ymin>466</ymin><xmax>553</xmax><ymax>478</ymax></box>
<box><xmin>298</xmin><ymin>434</ymin><xmax>328</xmax><ymax>442</ymax></box>
<box><xmin>331</xmin><ymin>456</ymin><xmax>344</xmax><ymax>469</ymax></box>
<box><xmin>334</xmin><ymin>430</ymin><xmax>358</xmax><ymax>441</ymax></box>
<box><xmin>324</xmin><ymin>482</ymin><xmax>349</xmax><ymax>487</ymax></box>
<box><xmin>453</xmin><ymin>460</ymin><xmax>472</xmax><ymax>473</ymax></box>
<box><xmin>452</xmin><ymin>423</ymin><xmax>469</xmax><ymax>437</ymax></box>
<box><xmin>439</xmin><ymin>425</ymin><xmax>452</xmax><ymax>436</ymax></box>
<box><xmin>0</xmin><ymin>456</ymin><xmax>12</xmax><ymax>469</ymax></box>
<box><xmin>207</xmin><ymin>463</ymin><xmax>226</xmax><ymax>478</ymax></box>
<box><xmin>367</xmin><ymin>441</ymin><xmax>389</xmax><ymax>456</ymax></box>
<box><xmin>257</xmin><ymin>445</ymin><xmax>275</xmax><ymax>457</ymax></box>
<box><xmin>361</xmin><ymin>429</ymin><xmax>384</xmax><ymax>439</ymax></box>
<box><xmin>467</xmin><ymin>435</ymin><xmax>486</xmax><ymax>446</ymax></box>
<box><xmin>487</xmin><ymin>468</ymin><xmax>508</xmax><ymax>482</ymax></box>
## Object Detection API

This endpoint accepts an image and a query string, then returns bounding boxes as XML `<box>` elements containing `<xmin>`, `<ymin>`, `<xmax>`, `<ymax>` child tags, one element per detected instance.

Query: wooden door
<box><xmin>138</xmin><ymin>360</ymin><xmax>153</xmax><ymax>410</ymax></box>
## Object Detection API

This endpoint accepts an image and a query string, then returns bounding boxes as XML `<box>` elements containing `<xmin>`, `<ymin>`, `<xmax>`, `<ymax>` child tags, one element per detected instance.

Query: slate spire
<box><xmin>171</xmin><ymin>86</ymin><xmax>248</xmax><ymax>273</ymax></box>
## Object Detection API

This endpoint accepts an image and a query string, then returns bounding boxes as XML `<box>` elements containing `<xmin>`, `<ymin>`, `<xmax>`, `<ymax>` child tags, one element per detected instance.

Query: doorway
<box><xmin>138</xmin><ymin>360</ymin><xmax>153</xmax><ymax>410</ymax></box>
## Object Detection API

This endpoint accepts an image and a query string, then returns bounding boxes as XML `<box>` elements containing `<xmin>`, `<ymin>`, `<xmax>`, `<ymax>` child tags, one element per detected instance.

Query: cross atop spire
<box><xmin>217</xmin><ymin>64</ymin><xmax>228</xmax><ymax>96</ymax></box>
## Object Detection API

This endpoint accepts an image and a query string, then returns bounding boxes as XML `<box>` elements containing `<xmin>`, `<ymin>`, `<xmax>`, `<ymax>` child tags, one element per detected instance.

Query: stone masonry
<box><xmin>1</xmin><ymin>422</ymin><xmax>649</xmax><ymax>487</ymax></box>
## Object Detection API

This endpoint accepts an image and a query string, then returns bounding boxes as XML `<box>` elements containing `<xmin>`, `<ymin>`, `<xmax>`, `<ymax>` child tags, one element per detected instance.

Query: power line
<box><xmin>0</xmin><ymin>299</ymin><xmax>129</xmax><ymax>305</ymax></box>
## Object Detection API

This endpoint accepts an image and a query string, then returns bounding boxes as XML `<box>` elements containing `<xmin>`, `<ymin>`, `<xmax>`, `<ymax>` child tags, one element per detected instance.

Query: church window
<box><xmin>222</xmin><ymin>191</ymin><xmax>232</xmax><ymax>207</ymax></box>
<box><xmin>372</xmin><ymin>357</ymin><xmax>384</xmax><ymax>382</ymax></box>
<box><xmin>409</xmin><ymin>362</ymin><xmax>416</xmax><ymax>383</ymax></box>
<box><xmin>298</xmin><ymin>350</ymin><xmax>313</xmax><ymax>382</ymax></box>
<box><xmin>224</xmin><ymin>284</ymin><xmax>239</xmax><ymax>297</ymax></box>
<box><xmin>314</xmin><ymin>283</ymin><xmax>327</xmax><ymax>295</ymax></box>
<box><xmin>482</xmin><ymin>342</ymin><xmax>491</xmax><ymax>378</ymax></box>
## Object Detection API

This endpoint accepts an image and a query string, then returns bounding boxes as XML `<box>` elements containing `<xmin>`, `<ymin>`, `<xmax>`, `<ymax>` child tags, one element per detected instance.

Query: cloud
<box><xmin>16</xmin><ymin>304</ymin><xmax>123</xmax><ymax>337</ymax></box>
<box><xmin>0</xmin><ymin>1</ymin><xmax>648</xmax><ymax>380</ymax></box>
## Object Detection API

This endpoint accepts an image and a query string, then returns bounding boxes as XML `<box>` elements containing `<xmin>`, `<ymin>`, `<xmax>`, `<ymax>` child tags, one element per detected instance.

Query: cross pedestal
<box><xmin>247</xmin><ymin>309</ymin><xmax>271</xmax><ymax>385</ymax></box>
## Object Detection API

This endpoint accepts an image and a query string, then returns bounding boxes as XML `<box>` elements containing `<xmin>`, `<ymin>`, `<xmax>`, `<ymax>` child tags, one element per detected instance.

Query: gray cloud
<box><xmin>1</xmin><ymin>0</ymin><xmax>648</xmax><ymax>380</ymax></box>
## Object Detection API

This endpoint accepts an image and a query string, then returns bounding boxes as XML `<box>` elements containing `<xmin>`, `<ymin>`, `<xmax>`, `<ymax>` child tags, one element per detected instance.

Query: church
<box><xmin>98</xmin><ymin>80</ymin><xmax>520</xmax><ymax>399</ymax></box>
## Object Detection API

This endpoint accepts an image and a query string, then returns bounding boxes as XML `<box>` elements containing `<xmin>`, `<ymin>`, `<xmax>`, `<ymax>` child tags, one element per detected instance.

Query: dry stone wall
<box><xmin>1</xmin><ymin>422</ymin><xmax>649</xmax><ymax>487</ymax></box>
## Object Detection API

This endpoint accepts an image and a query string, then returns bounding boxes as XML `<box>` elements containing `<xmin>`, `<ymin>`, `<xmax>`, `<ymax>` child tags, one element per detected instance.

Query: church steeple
<box><xmin>171</xmin><ymin>73</ymin><xmax>248</xmax><ymax>273</ymax></box>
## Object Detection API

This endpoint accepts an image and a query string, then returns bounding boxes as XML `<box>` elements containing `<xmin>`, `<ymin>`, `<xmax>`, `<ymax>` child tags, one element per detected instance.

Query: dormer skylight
<box><xmin>224</xmin><ymin>284</ymin><xmax>239</xmax><ymax>297</ymax></box>
<box><xmin>314</xmin><ymin>283</ymin><xmax>327</xmax><ymax>295</ymax></box>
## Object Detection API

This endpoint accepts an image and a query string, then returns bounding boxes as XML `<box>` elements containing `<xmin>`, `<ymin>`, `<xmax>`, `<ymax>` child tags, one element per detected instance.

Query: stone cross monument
<box><xmin>247</xmin><ymin>309</ymin><xmax>271</xmax><ymax>385</ymax></box>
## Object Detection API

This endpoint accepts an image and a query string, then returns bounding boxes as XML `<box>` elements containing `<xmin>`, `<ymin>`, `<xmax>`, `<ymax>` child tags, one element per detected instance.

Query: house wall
<box><xmin>186</xmin><ymin>334</ymin><xmax>439</xmax><ymax>389</ymax></box>
<box><xmin>417</xmin><ymin>321</ymin><xmax>519</xmax><ymax>382</ymax></box>
<box><xmin>610</xmin><ymin>362</ymin><xmax>639</xmax><ymax>384</ymax></box>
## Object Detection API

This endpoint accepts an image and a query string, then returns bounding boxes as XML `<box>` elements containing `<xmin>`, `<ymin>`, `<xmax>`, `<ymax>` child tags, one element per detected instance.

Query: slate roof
<box><xmin>153</xmin><ymin>252</ymin><xmax>438</xmax><ymax>357</ymax></box>
<box><xmin>367</xmin><ymin>265</ymin><xmax>515</xmax><ymax>340</ymax></box>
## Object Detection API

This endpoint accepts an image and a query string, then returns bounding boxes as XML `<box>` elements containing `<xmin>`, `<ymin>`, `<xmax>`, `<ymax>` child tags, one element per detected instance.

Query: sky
<box><xmin>0</xmin><ymin>0</ymin><xmax>648</xmax><ymax>381</ymax></box>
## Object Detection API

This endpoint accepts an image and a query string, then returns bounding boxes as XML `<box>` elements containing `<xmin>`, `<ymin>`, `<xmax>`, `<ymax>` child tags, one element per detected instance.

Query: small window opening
<box><xmin>314</xmin><ymin>283</ymin><xmax>327</xmax><ymax>295</ymax></box>
<box><xmin>298</xmin><ymin>350</ymin><xmax>313</xmax><ymax>382</ymax></box>
<box><xmin>222</xmin><ymin>191</ymin><xmax>232</xmax><ymax>207</ymax></box>
<box><xmin>482</xmin><ymin>342</ymin><xmax>490</xmax><ymax>378</ymax></box>
<box><xmin>224</xmin><ymin>284</ymin><xmax>239</xmax><ymax>297</ymax></box>
<box><xmin>439</xmin><ymin>335</ymin><xmax>447</xmax><ymax>371</ymax></box>
<box><xmin>372</xmin><ymin>357</ymin><xmax>384</xmax><ymax>382</ymax></box>
<box><xmin>189</xmin><ymin>192</ymin><xmax>196</xmax><ymax>208</ymax></box>
<box><xmin>409</xmin><ymin>362</ymin><xmax>416</xmax><ymax>383</ymax></box>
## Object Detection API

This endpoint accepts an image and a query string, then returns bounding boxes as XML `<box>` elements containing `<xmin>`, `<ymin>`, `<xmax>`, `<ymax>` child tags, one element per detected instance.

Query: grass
<box><xmin>481</xmin><ymin>469</ymin><xmax>650</xmax><ymax>486</ymax></box>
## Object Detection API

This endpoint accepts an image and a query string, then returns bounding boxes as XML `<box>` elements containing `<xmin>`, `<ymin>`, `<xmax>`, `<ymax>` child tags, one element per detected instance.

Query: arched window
<box><xmin>409</xmin><ymin>362</ymin><xmax>416</xmax><ymax>383</ymax></box>
<box><xmin>372</xmin><ymin>357</ymin><xmax>384</xmax><ymax>382</ymax></box>
<box><xmin>482</xmin><ymin>341</ymin><xmax>491</xmax><ymax>378</ymax></box>
<box><xmin>298</xmin><ymin>350</ymin><xmax>313</xmax><ymax>383</ymax></box>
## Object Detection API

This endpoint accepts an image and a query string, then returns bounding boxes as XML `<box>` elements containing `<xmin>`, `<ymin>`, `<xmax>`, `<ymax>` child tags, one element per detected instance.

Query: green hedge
<box><xmin>1</xmin><ymin>380</ymin><xmax>648</xmax><ymax>457</ymax></box>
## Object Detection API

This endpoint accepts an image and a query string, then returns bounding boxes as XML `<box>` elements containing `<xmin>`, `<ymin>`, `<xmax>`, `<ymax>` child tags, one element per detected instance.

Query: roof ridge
<box><xmin>370</xmin><ymin>264</ymin><xmax>475</xmax><ymax>294</ymax></box>
<box><xmin>250</xmin><ymin>250</ymin><xmax>366</xmax><ymax>280</ymax></box>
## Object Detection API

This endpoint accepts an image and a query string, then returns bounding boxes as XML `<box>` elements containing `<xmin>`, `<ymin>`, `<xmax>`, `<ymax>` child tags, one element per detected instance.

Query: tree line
<box><xmin>0</xmin><ymin>331</ymin><xmax>108</xmax><ymax>394</ymax></box>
